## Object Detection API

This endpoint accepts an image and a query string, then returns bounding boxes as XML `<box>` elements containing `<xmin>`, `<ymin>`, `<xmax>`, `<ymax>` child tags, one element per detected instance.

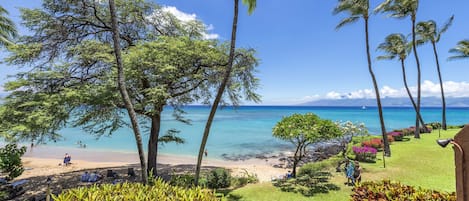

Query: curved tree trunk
<box><xmin>400</xmin><ymin>59</ymin><xmax>425</xmax><ymax>127</ymax></box>
<box><xmin>432</xmin><ymin>42</ymin><xmax>447</xmax><ymax>130</ymax></box>
<box><xmin>365</xmin><ymin>17</ymin><xmax>390</xmax><ymax>157</ymax></box>
<box><xmin>108</xmin><ymin>0</ymin><xmax>148</xmax><ymax>183</ymax></box>
<box><xmin>411</xmin><ymin>15</ymin><xmax>422</xmax><ymax>138</ymax></box>
<box><xmin>194</xmin><ymin>0</ymin><xmax>239</xmax><ymax>185</ymax></box>
<box><xmin>148</xmin><ymin>106</ymin><xmax>163</xmax><ymax>177</ymax></box>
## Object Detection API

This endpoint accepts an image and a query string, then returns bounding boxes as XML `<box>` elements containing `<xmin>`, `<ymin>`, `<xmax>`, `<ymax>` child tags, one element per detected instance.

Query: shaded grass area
<box><xmin>227</xmin><ymin>129</ymin><xmax>459</xmax><ymax>200</ymax></box>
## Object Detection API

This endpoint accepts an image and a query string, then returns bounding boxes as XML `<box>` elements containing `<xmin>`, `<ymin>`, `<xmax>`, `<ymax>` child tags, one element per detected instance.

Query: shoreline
<box><xmin>20</xmin><ymin>145</ymin><xmax>289</xmax><ymax>183</ymax></box>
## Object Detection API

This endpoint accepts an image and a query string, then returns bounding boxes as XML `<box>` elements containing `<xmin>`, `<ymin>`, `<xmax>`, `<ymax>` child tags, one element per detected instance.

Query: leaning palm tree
<box><xmin>108</xmin><ymin>0</ymin><xmax>148</xmax><ymax>183</ymax></box>
<box><xmin>0</xmin><ymin>5</ymin><xmax>18</xmax><ymax>47</ymax></box>
<box><xmin>194</xmin><ymin>0</ymin><xmax>257</xmax><ymax>185</ymax></box>
<box><xmin>375</xmin><ymin>0</ymin><xmax>424</xmax><ymax>138</ymax></box>
<box><xmin>334</xmin><ymin>0</ymin><xmax>391</xmax><ymax>157</ymax></box>
<box><xmin>449</xmin><ymin>40</ymin><xmax>469</xmax><ymax>60</ymax></box>
<box><xmin>416</xmin><ymin>16</ymin><xmax>454</xmax><ymax>130</ymax></box>
<box><xmin>377</xmin><ymin>33</ymin><xmax>425</xmax><ymax>127</ymax></box>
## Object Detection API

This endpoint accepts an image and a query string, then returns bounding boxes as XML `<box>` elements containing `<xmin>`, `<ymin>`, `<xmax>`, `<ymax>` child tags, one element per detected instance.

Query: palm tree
<box><xmin>416</xmin><ymin>16</ymin><xmax>454</xmax><ymax>130</ymax></box>
<box><xmin>0</xmin><ymin>5</ymin><xmax>18</xmax><ymax>47</ymax></box>
<box><xmin>375</xmin><ymin>0</ymin><xmax>424</xmax><ymax>138</ymax></box>
<box><xmin>377</xmin><ymin>33</ymin><xmax>425</xmax><ymax>127</ymax></box>
<box><xmin>108</xmin><ymin>0</ymin><xmax>148</xmax><ymax>183</ymax></box>
<box><xmin>333</xmin><ymin>0</ymin><xmax>391</xmax><ymax>157</ymax></box>
<box><xmin>449</xmin><ymin>40</ymin><xmax>469</xmax><ymax>60</ymax></box>
<box><xmin>194</xmin><ymin>0</ymin><xmax>257</xmax><ymax>185</ymax></box>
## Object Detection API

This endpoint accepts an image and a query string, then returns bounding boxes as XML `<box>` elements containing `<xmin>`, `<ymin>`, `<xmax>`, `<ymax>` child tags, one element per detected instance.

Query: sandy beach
<box><xmin>20</xmin><ymin>145</ymin><xmax>287</xmax><ymax>182</ymax></box>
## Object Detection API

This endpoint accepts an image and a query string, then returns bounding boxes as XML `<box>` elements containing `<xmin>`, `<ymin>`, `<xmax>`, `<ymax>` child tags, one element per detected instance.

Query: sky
<box><xmin>1</xmin><ymin>0</ymin><xmax>469</xmax><ymax>105</ymax></box>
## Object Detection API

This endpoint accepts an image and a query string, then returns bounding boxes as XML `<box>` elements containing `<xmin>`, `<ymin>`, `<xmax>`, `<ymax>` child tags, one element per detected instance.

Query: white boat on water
<box><xmin>362</xmin><ymin>106</ymin><xmax>366</xmax><ymax>110</ymax></box>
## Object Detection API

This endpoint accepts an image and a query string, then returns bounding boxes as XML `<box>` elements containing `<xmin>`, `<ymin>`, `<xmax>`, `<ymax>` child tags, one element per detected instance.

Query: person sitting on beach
<box><xmin>286</xmin><ymin>170</ymin><xmax>293</xmax><ymax>179</ymax></box>
<box><xmin>81</xmin><ymin>171</ymin><xmax>90</xmax><ymax>182</ymax></box>
<box><xmin>63</xmin><ymin>153</ymin><xmax>71</xmax><ymax>166</ymax></box>
<box><xmin>88</xmin><ymin>171</ymin><xmax>102</xmax><ymax>182</ymax></box>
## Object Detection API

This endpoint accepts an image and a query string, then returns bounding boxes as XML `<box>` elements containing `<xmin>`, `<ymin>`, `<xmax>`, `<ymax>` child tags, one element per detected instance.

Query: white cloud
<box><xmin>320</xmin><ymin>80</ymin><xmax>469</xmax><ymax>100</ymax></box>
<box><xmin>159</xmin><ymin>6</ymin><xmax>219</xmax><ymax>40</ymax></box>
<box><xmin>162</xmin><ymin>6</ymin><xmax>197</xmax><ymax>22</ymax></box>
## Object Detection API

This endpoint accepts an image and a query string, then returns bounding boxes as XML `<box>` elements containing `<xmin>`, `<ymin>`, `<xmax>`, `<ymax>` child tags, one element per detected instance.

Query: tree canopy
<box><xmin>272</xmin><ymin>113</ymin><xmax>341</xmax><ymax>177</ymax></box>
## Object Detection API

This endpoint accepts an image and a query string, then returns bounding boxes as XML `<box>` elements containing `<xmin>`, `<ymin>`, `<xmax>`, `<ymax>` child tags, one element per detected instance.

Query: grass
<box><xmin>226</xmin><ymin>128</ymin><xmax>460</xmax><ymax>201</ymax></box>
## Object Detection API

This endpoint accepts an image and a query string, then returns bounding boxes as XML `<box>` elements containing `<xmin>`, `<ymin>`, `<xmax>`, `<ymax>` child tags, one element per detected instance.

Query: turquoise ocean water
<box><xmin>49</xmin><ymin>106</ymin><xmax>469</xmax><ymax>159</ymax></box>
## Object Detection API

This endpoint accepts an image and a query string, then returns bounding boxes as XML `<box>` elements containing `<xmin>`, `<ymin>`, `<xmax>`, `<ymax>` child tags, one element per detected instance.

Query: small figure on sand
<box><xmin>63</xmin><ymin>153</ymin><xmax>71</xmax><ymax>166</ymax></box>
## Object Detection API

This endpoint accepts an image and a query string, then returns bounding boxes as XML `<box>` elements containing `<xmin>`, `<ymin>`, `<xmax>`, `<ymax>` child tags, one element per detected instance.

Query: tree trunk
<box><xmin>108</xmin><ymin>0</ymin><xmax>147</xmax><ymax>183</ymax></box>
<box><xmin>432</xmin><ymin>42</ymin><xmax>447</xmax><ymax>130</ymax></box>
<box><xmin>148</xmin><ymin>106</ymin><xmax>163</xmax><ymax>177</ymax></box>
<box><xmin>365</xmin><ymin>17</ymin><xmax>390</xmax><ymax>157</ymax></box>
<box><xmin>400</xmin><ymin>59</ymin><xmax>426</xmax><ymax>127</ymax></box>
<box><xmin>292</xmin><ymin>142</ymin><xmax>303</xmax><ymax>178</ymax></box>
<box><xmin>411</xmin><ymin>15</ymin><xmax>422</xmax><ymax>138</ymax></box>
<box><xmin>194</xmin><ymin>0</ymin><xmax>239</xmax><ymax>185</ymax></box>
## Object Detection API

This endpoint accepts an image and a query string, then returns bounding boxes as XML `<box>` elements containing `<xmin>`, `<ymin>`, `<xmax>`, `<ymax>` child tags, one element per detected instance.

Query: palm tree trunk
<box><xmin>432</xmin><ymin>42</ymin><xmax>447</xmax><ymax>130</ymax></box>
<box><xmin>365</xmin><ymin>17</ymin><xmax>390</xmax><ymax>157</ymax></box>
<box><xmin>400</xmin><ymin>59</ymin><xmax>425</xmax><ymax>127</ymax></box>
<box><xmin>108</xmin><ymin>0</ymin><xmax>148</xmax><ymax>183</ymax></box>
<box><xmin>148</xmin><ymin>106</ymin><xmax>163</xmax><ymax>177</ymax></box>
<box><xmin>194</xmin><ymin>0</ymin><xmax>239</xmax><ymax>185</ymax></box>
<box><xmin>411</xmin><ymin>15</ymin><xmax>422</xmax><ymax>138</ymax></box>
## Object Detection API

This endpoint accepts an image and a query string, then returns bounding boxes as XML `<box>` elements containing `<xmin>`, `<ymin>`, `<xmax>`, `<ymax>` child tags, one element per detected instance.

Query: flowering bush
<box><xmin>361</xmin><ymin>138</ymin><xmax>383</xmax><ymax>150</ymax></box>
<box><xmin>352</xmin><ymin>146</ymin><xmax>377</xmax><ymax>162</ymax></box>
<box><xmin>387</xmin><ymin>131</ymin><xmax>403</xmax><ymax>141</ymax></box>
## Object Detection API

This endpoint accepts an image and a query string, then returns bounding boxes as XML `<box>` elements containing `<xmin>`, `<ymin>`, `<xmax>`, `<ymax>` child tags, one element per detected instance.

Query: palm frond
<box><xmin>377</xmin><ymin>55</ymin><xmax>396</xmax><ymax>61</ymax></box>
<box><xmin>242</xmin><ymin>0</ymin><xmax>257</xmax><ymax>15</ymax></box>
<box><xmin>436</xmin><ymin>15</ymin><xmax>454</xmax><ymax>42</ymax></box>
<box><xmin>335</xmin><ymin>16</ymin><xmax>360</xmax><ymax>30</ymax></box>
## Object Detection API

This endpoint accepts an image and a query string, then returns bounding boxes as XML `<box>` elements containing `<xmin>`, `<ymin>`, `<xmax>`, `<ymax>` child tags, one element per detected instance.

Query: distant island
<box><xmin>300</xmin><ymin>97</ymin><xmax>469</xmax><ymax>107</ymax></box>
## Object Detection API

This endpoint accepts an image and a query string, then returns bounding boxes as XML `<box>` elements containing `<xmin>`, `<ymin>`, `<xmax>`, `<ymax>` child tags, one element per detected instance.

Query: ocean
<box><xmin>48</xmin><ymin>106</ymin><xmax>469</xmax><ymax>159</ymax></box>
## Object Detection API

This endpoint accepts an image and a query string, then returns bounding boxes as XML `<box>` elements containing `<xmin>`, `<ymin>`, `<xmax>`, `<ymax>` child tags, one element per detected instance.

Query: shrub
<box><xmin>231</xmin><ymin>169</ymin><xmax>258</xmax><ymax>188</ymax></box>
<box><xmin>427</xmin><ymin>122</ymin><xmax>441</xmax><ymax>129</ymax></box>
<box><xmin>361</xmin><ymin>138</ymin><xmax>383</xmax><ymax>150</ymax></box>
<box><xmin>352</xmin><ymin>146</ymin><xmax>377</xmax><ymax>162</ymax></box>
<box><xmin>401</xmin><ymin>128</ymin><xmax>413</xmax><ymax>136</ymax></box>
<box><xmin>207</xmin><ymin>168</ymin><xmax>231</xmax><ymax>189</ymax></box>
<box><xmin>351</xmin><ymin>180</ymin><xmax>456</xmax><ymax>201</ymax></box>
<box><xmin>387</xmin><ymin>131</ymin><xmax>403</xmax><ymax>141</ymax></box>
<box><xmin>170</xmin><ymin>173</ymin><xmax>196</xmax><ymax>187</ymax></box>
<box><xmin>0</xmin><ymin>144</ymin><xmax>27</xmax><ymax>181</ymax></box>
<box><xmin>52</xmin><ymin>178</ymin><xmax>218</xmax><ymax>201</ymax></box>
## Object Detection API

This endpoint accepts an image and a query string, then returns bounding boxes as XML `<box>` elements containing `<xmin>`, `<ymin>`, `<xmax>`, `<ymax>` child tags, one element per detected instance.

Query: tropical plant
<box><xmin>416</xmin><ymin>16</ymin><xmax>454</xmax><ymax>130</ymax></box>
<box><xmin>337</xmin><ymin>121</ymin><xmax>368</xmax><ymax>157</ymax></box>
<box><xmin>375</xmin><ymin>0</ymin><xmax>424</xmax><ymax>138</ymax></box>
<box><xmin>272</xmin><ymin>113</ymin><xmax>342</xmax><ymax>177</ymax></box>
<box><xmin>108</xmin><ymin>0</ymin><xmax>148</xmax><ymax>183</ymax></box>
<box><xmin>207</xmin><ymin>168</ymin><xmax>232</xmax><ymax>189</ymax></box>
<box><xmin>0</xmin><ymin>5</ymin><xmax>17</xmax><ymax>47</ymax></box>
<box><xmin>195</xmin><ymin>0</ymin><xmax>259</xmax><ymax>185</ymax></box>
<box><xmin>0</xmin><ymin>144</ymin><xmax>26</xmax><ymax>181</ymax></box>
<box><xmin>377</xmin><ymin>33</ymin><xmax>425</xmax><ymax>127</ymax></box>
<box><xmin>352</xmin><ymin>146</ymin><xmax>377</xmax><ymax>162</ymax></box>
<box><xmin>351</xmin><ymin>180</ymin><xmax>456</xmax><ymax>201</ymax></box>
<box><xmin>334</xmin><ymin>0</ymin><xmax>391</xmax><ymax>156</ymax></box>
<box><xmin>449</xmin><ymin>40</ymin><xmax>469</xmax><ymax>60</ymax></box>
<box><xmin>52</xmin><ymin>178</ymin><xmax>218</xmax><ymax>201</ymax></box>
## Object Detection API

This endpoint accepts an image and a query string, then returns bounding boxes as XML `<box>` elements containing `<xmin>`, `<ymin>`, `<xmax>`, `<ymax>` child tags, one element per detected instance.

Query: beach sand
<box><xmin>21</xmin><ymin>145</ymin><xmax>287</xmax><ymax>182</ymax></box>
<box><xmin>13</xmin><ymin>145</ymin><xmax>287</xmax><ymax>200</ymax></box>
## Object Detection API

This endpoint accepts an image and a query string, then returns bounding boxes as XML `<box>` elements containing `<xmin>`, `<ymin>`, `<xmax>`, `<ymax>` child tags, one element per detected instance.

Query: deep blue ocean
<box><xmin>50</xmin><ymin>106</ymin><xmax>469</xmax><ymax>159</ymax></box>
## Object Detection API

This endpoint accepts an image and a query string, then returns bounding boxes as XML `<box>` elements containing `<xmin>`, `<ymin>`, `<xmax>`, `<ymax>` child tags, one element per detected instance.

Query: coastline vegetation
<box><xmin>0</xmin><ymin>0</ymin><xmax>467</xmax><ymax>200</ymax></box>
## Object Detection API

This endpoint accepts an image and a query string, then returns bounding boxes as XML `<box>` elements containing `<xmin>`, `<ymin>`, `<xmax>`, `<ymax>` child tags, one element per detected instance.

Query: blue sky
<box><xmin>1</xmin><ymin>0</ymin><xmax>469</xmax><ymax>105</ymax></box>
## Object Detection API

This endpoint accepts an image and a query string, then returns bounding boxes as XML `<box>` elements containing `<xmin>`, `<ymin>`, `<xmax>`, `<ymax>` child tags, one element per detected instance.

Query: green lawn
<box><xmin>226</xmin><ymin>129</ymin><xmax>460</xmax><ymax>201</ymax></box>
